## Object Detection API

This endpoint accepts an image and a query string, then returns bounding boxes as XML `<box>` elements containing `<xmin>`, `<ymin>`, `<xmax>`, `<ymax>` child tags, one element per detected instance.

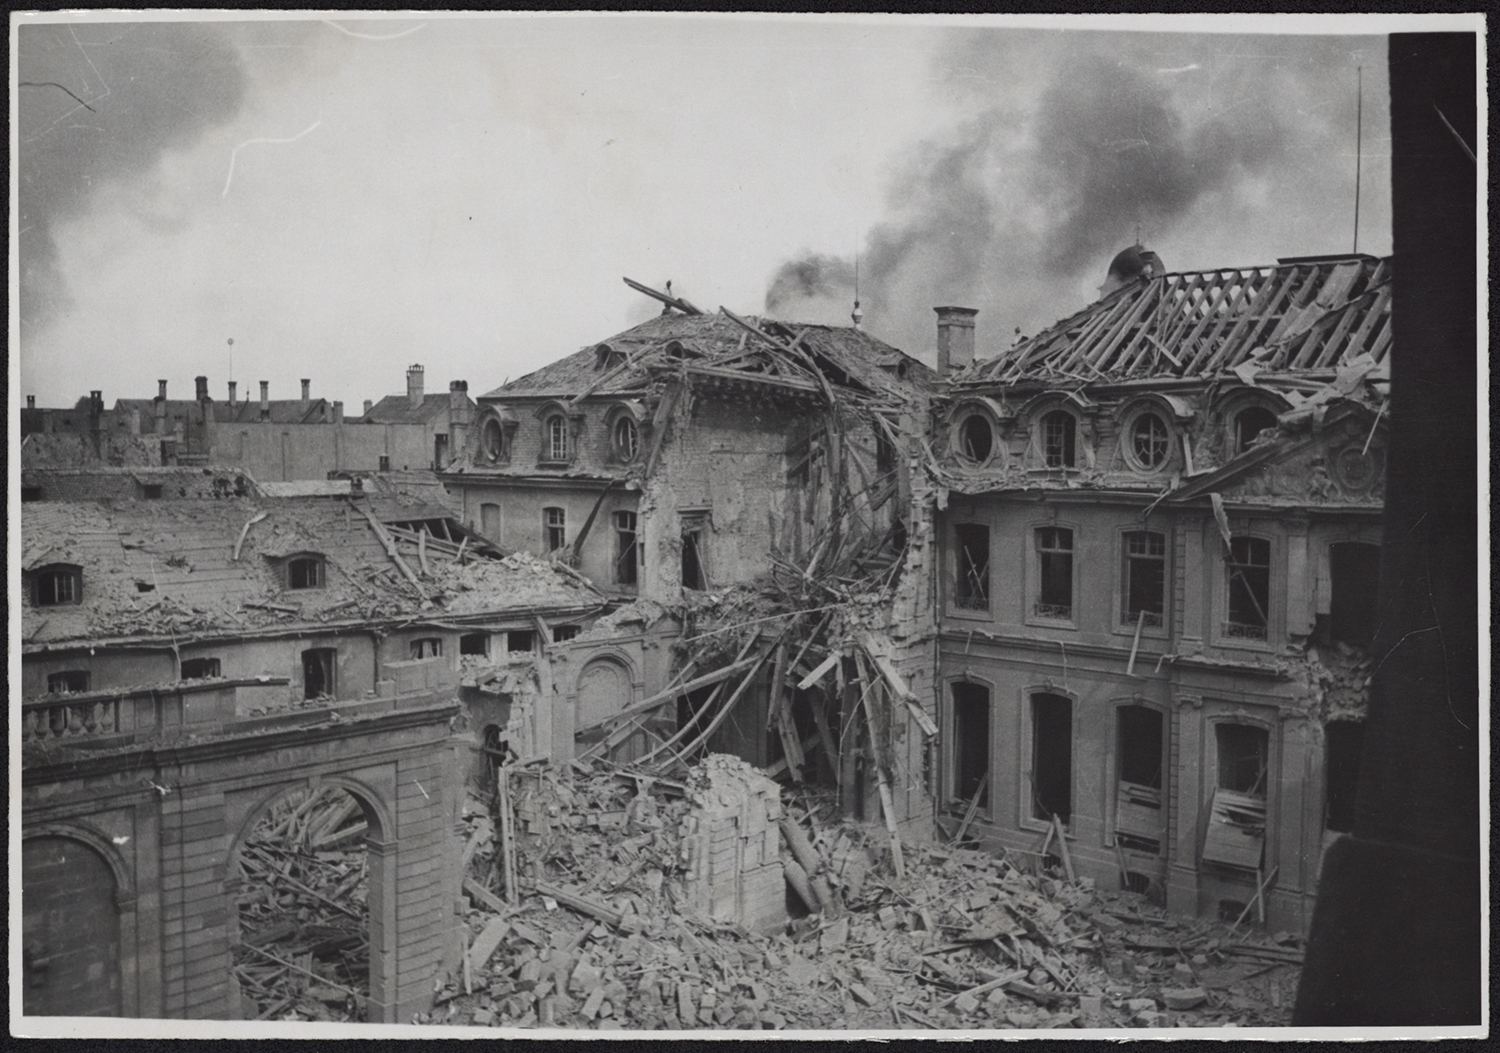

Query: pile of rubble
<box><xmin>230</xmin><ymin>786</ymin><xmax>371</xmax><ymax>1022</ymax></box>
<box><xmin>425</xmin><ymin>760</ymin><xmax>1302</xmax><ymax>1031</ymax></box>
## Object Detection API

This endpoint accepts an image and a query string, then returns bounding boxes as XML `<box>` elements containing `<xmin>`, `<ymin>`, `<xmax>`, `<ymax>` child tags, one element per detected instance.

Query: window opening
<box><xmin>506</xmin><ymin>631</ymin><xmax>536</xmax><ymax>653</ymax></box>
<box><xmin>1324</xmin><ymin>720</ymin><xmax>1365</xmax><ymax>833</ymax></box>
<box><xmin>876</xmin><ymin>429</ymin><xmax>896</xmax><ymax>475</ymax></box>
<box><xmin>1203</xmin><ymin>723</ymin><xmax>1269</xmax><ymax>871</ymax></box>
<box><xmin>433</xmin><ymin>433</ymin><xmax>449</xmax><ymax>470</ymax></box>
<box><xmin>552</xmin><ymin>625</ymin><xmax>581</xmax><ymax>642</ymax></box>
<box><xmin>545</xmin><ymin>415</ymin><xmax>568</xmax><ymax>462</ymax></box>
<box><xmin>1030</xmin><ymin>693</ymin><xmax>1073</xmax><ymax>823</ymax></box>
<box><xmin>614</xmin><ymin>510</ymin><xmax>639</xmax><ymax>586</ymax></box>
<box><xmin>460</xmin><ymin>633</ymin><xmax>489</xmax><ymax>657</ymax></box>
<box><xmin>142</xmin><ymin>484</ymin><xmax>164</xmax><ymax>500</ymax></box>
<box><xmin>288</xmin><ymin>556</ymin><xmax>325</xmax><ymax>590</ymax></box>
<box><xmin>958</xmin><ymin>414</ymin><xmax>993</xmax><ymax>464</ymax></box>
<box><xmin>950</xmin><ymin>682</ymin><xmax>991</xmax><ymax>810</ymax></box>
<box><xmin>612</xmin><ymin>416</ymin><xmax>639</xmax><ymax>462</ymax></box>
<box><xmin>953</xmin><ymin>523</ymin><xmax>990</xmax><ymax>611</ymax></box>
<box><xmin>302</xmin><ymin>648</ymin><xmax>337</xmax><ymax>700</ymax></box>
<box><xmin>410</xmin><ymin>637</ymin><xmax>443</xmax><ymax>660</ymax></box>
<box><xmin>22</xmin><ymin>486</ymin><xmax>43</xmax><ymax>502</ymax></box>
<box><xmin>1123</xmin><ymin>531</ymin><xmax>1166</xmax><ymax>628</ymax></box>
<box><xmin>681</xmin><ymin>514</ymin><xmax>708</xmax><ymax>591</ymax></box>
<box><xmin>482</xmin><ymin>418</ymin><xmax>505</xmax><ymax>462</ymax></box>
<box><xmin>1041</xmin><ymin>410</ymin><xmax>1076</xmax><ymax>468</ymax></box>
<box><xmin>1115</xmin><ymin>705</ymin><xmax>1164</xmax><ymax>851</ymax></box>
<box><xmin>378</xmin><ymin>455</ymin><xmax>390</xmax><ymax>472</ymax></box>
<box><xmin>1130</xmin><ymin>412</ymin><xmax>1170</xmax><ymax>470</ymax></box>
<box><xmin>47</xmin><ymin>670</ymin><xmax>91</xmax><ymax>695</ymax></box>
<box><xmin>543</xmin><ymin>507</ymin><xmax>566</xmax><ymax>553</ymax></box>
<box><xmin>1328</xmin><ymin>542</ymin><xmax>1380</xmax><ymax>647</ymax></box>
<box><xmin>1235</xmin><ymin>406</ymin><xmax>1279</xmax><ymax>454</ymax></box>
<box><xmin>34</xmin><ymin>565</ymin><xmax>81</xmax><ymax>606</ymax></box>
<box><xmin>1225</xmin><ymin>536</ymin><xmax>1271</xmax><ymax>639</ymax></box>
<box><xmin>180</xmin><ymin>657</ymin><xmax>221</xmax><ymax>680</ymax></box>
<box><xmin>1035</xmin><ymin>527</ymin><xmax>1074</xmax><ymax>619</ymax></box>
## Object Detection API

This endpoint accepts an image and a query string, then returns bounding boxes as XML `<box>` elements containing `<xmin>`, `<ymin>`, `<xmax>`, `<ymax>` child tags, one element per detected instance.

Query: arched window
<box><xmin>612</xmin><ymin>416</ymin><xmax>640</xmax><ymax>462</ymax></box>
<box><xmin>544</xmin><ymin>414</ymin><xmax>569</xmax><ymax>462</ymax></box>
<box><xmin>1128</xmin><ymin>411</ymin><xmax>1171</xmax><ymax>471</ymax></box>
<box><xmin>1234</xmin><ymin>405</ymin><xmax>1279</xmax><ymax>455</ymax></box>
<box><xmin>957</xmin><ymin>413</ymin><xmax>994</xmax><ymax>465</ymax></box>
<box><xmin>482</xmin><ymin>417</ymin><xmax>506</xmax><ymax>462</ymax></box>
<box><xmin>1040</xmin><ymin>410</ymin><xmax>1076</xmax><ymax>468</ymax></box>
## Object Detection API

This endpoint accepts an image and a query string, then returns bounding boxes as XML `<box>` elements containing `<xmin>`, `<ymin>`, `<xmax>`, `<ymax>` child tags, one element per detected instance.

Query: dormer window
<box><xmin>483</xmin><ymin>417</ymin><xmax>506</xmax><ymax>461</ymax></box>
<box><xmin>544</xmin><ymin>414</ymin><xmax>569</xmax><ymax>462</ymax></box>
<box><xmin>33</xmin><ymin>564</ymin><xmax>82</xmax><ymax>606</ymax></box>
<box><xmin>595</xmin><ymin>342</ymin><xmax>627</xmax><ymax>370</ymax></box>
<box><xmin>287</xmin><ymin>555</ymin><xmax>326</xmax><ymax>590</ymax></box>
<box><xmin>957</xmin><ymin>413</ymin><xmax>994</xmax><ymax>466</ymax></box>
<box><xmin>1234</xmin><ymin>405</ymin><xmax>1279</xmax><ymax>455</ymax></box>
<box><xmin>612</xmin><ymin>416</ymin><xmax>640</xmax><ymax>462</ymax></box>
<box><xmin>1126</xmin><ymin>411</ymin><xmax>1171</xmax><ymax>472</ymax></box>
<box><xmin>1040</xmin><ymin>410</ymin><xmax>1076</xmax><ymax>468</ymax></box>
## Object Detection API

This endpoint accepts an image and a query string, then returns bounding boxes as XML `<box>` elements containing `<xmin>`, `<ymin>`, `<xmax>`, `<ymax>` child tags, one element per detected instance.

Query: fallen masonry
<box><xmin>407</xmin><ymin>755</ymin><xmax>1302</xmax><ymax>1031</ymax></box>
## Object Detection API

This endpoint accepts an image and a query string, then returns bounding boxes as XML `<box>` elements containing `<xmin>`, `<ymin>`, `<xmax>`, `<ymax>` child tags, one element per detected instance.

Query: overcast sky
<box><xmin>11</xmin><ymin>13</ymin><xmax>1449</xmax><ymax>409</ymax></box>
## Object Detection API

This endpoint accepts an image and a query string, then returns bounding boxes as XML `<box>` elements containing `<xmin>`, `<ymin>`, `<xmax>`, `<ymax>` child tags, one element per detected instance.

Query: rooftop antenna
<box><xmin>227</xmin><ymin>337</ymin><xmax>233</xmax><ymax>385</ymax></box>
<box><xmin>851</xmin><ymin>249</ymin><xmax>863</xmax><ymax>328</ymax></box>
<box><xmin>1353</xmin><ymin>66</ymin><xmax>1363</xmax><ymax>254</ymax></box>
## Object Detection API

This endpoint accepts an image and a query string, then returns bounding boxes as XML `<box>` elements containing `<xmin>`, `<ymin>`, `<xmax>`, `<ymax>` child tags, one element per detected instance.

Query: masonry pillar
<box><xmin>677</xmin><ymin>755</ymin><xmax>786</xmax><ymax>935</ymax></box>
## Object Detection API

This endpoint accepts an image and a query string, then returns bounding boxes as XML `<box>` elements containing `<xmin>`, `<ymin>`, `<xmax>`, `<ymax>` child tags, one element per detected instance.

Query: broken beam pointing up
<box><xmin>623</xmin><ymin>276</ymin><xmax>702</xmax><ymax>315</ymax></box>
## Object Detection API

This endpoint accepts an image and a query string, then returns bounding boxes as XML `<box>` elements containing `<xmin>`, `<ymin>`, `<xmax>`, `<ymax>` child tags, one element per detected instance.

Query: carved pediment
<box><xmin>1215</xmin><ymin>425</ymin><xmax>1385</xmax><ymax>504</ymax></box>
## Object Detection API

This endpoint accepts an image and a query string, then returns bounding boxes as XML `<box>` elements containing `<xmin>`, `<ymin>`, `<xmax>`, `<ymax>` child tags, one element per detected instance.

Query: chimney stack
<box><xmin>228</xmin><ymin>380</ymin><xmax>237</xmax><ymax>404</ymax></box>
<box><xmin>27</xmin><ymin>395</ymin><xmax>35</xmax><ymax>409</ymax></box>
<box><xmin>407</xmin><ymin>363</ymin><xmax>425</xmax><ymax>408</ymax></box>
<box><xmin>448</xmin><ymin>380</ymin><xmax>471</xmax><ymax>465</ymax></box>
<box><xmin>259</xmin><ymin>380</ymin><xmax>270</xmax><ymax>420</ymax></box>
<box><xmin>332</xmin><ymin>400</ymin><xmax>344</xmax><ymax>424</ymax></box>
<box><xmin>155</xmin><ymin>380</ymin><xmax>167</xmax><ymax>434</ymax></box>
<box><xmin>363</xmin><ymin>399</ymin><xmax>373</xmax><ymax>417</ymax></box>
<box><xmin>300</xmin><ymin>378</ymin><xmax>311</xmax><ymax>411</ymax></box>
<box><xmin>157</xmin><ymin>379</ymin><xmax>168</xmax><ymax>402</ymax></box>
<box><xmin>195</xmin><ymin>375</ymin><xmax>209</xmax><ymax>402</ymax></box>
<box><xmin>935</xmin><ymin>306</ymin><xmax>979</xmax><ymax>377</ymax></box>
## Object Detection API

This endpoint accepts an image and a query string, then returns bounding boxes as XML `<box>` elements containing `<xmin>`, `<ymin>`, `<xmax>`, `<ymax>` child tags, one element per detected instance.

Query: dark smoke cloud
<box><xmin>765</xmin><ymin>30</ymin><xmax>1379</xmax><ymax>360</ymax></box>
<box><xmin>17</xmin><ymin>22</ymin><xmax>248</xmax><ymax>339</ymax></box>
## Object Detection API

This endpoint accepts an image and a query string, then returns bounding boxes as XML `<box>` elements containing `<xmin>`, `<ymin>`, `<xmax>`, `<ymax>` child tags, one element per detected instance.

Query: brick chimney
<box><xmin>363</xmin><ymin>399</ymin><xmax>373</xmax><ymax>417</ymax></box>
<box><xmin>332</xmin><ymin>400</ymin><xmax>344</xmax><ymax>424</ymax></box>
<box><xmin>27</xmin><ymin>395</ymin><xmax>35</xmax><ymax>409</ymax></box>
<box><xmin>195</xmin><ymin>375</ymin><xmax>209</xmax><ymax>402</ymax></box>
<box><xmin>935</xmin><ymin>306</ymin><xmax>978</xmax><ymax>377</ymax></box>
<box><xmin>300</xmin><ymin>378</ymin><xmax>311</xmax><ymax>412</ymax></box>
<box><xmin>228</xmin><ymin>380</ymin><xmax>237</xmax><ymax>404</ymax></box>
<box><xmin>259</xmin><ymin>380</ymin><xmax>270</xmax><ymax>420</ymax></box>
<box><xmin>155</xmin><ymin>380</ymin><xmax>167</xmax><ymax>434</ymax></box>
<box><xmin>407</xmin><ymin>364</ymin><xmax>424</xmax><ymax>408</ymax></box>
<box><xmin>448</xmin><ymin>380</ymin><xmax>471</xmax><ymax>464</ymax></box>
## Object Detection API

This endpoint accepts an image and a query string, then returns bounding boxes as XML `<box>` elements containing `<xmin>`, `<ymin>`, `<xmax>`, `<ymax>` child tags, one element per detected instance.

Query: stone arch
<box><xmin>22</xmin><ymin>826</ymin><xmax>130</xmax><ymax>1016</ymax></box>
<box><xmin>23</xmin><ymin>821</ymin><xmax>134</xmax><ymax>905</ymax></box>
<box><xmin>575</xmin><ymin>653</ymin><xmax>637</xmax><ymax>733</ymax></box>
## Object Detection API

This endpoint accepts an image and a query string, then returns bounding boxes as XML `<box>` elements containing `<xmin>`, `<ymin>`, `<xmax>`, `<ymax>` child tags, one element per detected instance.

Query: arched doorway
<box><xmin>231</xmin><ymin>784</ymin><xmax>376</xmax><ymax>1021</ymax></box>
<box><xmin>576</xmin><ymin>657</ymin><xmax>641</xmax><ymax>761</ymax></box>
<box><xmin>22</xmin><ymin>836</ymin><xmax>122</xmax><ymax>1017</ymax></box>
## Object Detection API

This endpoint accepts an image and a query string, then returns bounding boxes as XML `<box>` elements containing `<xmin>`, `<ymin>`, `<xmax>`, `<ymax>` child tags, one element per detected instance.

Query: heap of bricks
<box><xmin>677</xmin><ymin>754</ymin><xmax>786</xmax><ymax>935</ymax></box>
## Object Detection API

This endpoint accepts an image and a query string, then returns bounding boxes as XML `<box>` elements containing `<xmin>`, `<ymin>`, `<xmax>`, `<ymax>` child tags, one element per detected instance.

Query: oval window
<box><xmin>612</xmin><ymin>416</ymin><xmax>639</xmax><ymax>461</ymax></box>
<box><xmin>482</xmin><ymin>418</ymin><xmax>505</xmax><ymax>461</ymax></box>
<box><xmin>1129</xmin><ymin>412</ymin><xmax>1170</xmax><ymax>471</ymax></box>
<box><xmin>957</xmin><ymin>414</ymin><xmax>994</xmax><ymax>464</ymax></box>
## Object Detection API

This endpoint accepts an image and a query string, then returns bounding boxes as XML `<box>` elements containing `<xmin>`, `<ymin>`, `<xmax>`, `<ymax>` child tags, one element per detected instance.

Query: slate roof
<box><xmin>362</xmin><ymin>393</ymin><xmax>457</xmax><ymax>424</ymax></box>
<box><xmin>20</xmin><ymin>496</ymin><xmax>601</xmax><ymax>649</ymax></box>
<box><xmin>114</xmin><ymin>398</ymin><xmax>335</xmax><ymax>428</ymax></box>
<box><xmin>953</xmin><ymin>255</ymin><xmax>1393</xmax><ymax>387</ymax></box>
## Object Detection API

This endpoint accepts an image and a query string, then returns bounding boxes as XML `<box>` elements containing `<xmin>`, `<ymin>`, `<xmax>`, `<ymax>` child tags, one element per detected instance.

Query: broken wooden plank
<box><xmin>931</xmin><ymin>969</ymin><xmax>1026</xmax><ymax>1011</ymax></box>
<box><xmin>353</xmin><ymin>502</ymin><xmax>430</xmax><ymax>604</ymax></box>
<box><xmin>467</xmin><ymin>915</ymin><xmax>511</xmax><ymax>974</ymax></box>
<box><xmin>798</xmin><ymin>652</ymin><xmax>840</xmax><ymax>691</ymax></box>
<box><xmin>233</xmin><ymin>511</ymin><xmax>268</xmax><ymax>561</ymax></box>
<box><xmin>464</xmin><ymin>876</ymin><xmax>507</xmax><ymax>914</ymax></box>
<box><xmin>951</xmin><ymin>771</ymin><xmax>990</xmax><ymax>845</ymax></box>
<box><xmin>533</xmin><ymin>881</ymin><xmax>624</xmax><ymax>928</ymax></box>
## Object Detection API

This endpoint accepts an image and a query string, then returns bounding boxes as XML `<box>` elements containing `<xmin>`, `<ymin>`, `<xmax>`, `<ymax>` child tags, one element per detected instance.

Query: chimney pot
<box><xmin>363</xmin><ymin>399</ymin><xmax>374</xmax><ymax>417</ymax></box>
<box><xmin>934</xmin><ymin>306</ymin><xmax>979</xmax><ymax>377</ymax></box>
<box><xmin>157</xmin><ymin>380</ymin><xmax>168</xmax><ymax>401</ymax></box>
<box><xmin>407</xmin><ymin>364</ymin><xmax>425</xmax><ymax>407</ymax></box>
<box><xmin>27</xmin><ymin>395</ymin><xmax>36</xmax><ymax>409</ymax></box>
<box><xmin>300</xmin><ymin>378</ymin><xmax>311</xmax><ymax>411</ymax></box>
<box><xmin>195</xmin><ymin>375</ymin><xmax>209</xmax><ymax>402</ymax></box>
<box><xmin>259</xmin><ymin>380</ymin><xmax>270</xmax><ymax>419</ymax></box>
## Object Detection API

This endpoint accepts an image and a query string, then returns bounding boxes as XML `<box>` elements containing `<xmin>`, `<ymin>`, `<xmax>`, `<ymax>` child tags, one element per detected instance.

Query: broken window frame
<box><xmin>611</xmin><ymin>415</ymin><xmax>640</xmax><ymax>463</ymax></box>
<box><xmin>613</xmin><ymin>510</ymin><xmax>639</xmax><ymax>587</ymax></box>
<box><xmin>180</xmin><ymin>657</ymin><xmax>221</xmax><ymax>680</ymax></box>
<box><xmin>32</xmin><ymin>564</ymin><xmax>82</xmax><ymax>607</ymax></box>
<box><xmin>1033</xmin><ymin>526</ymin><xmax>1075</xmax><ymax>621</ymax></box>
<box><xmin>1127</xmin><ymin>411</ymin><xmax>1172</xmax><ymax>472</ymax></box>
<box><xmin>1202</xmin><ymin>721</ymin><xmax>1272</xmax><ymax>872</ymax></box>
<box><xmin>1233</xmin><ymin>405</ymin><xmax>1280</xmax><ymax>455</ymax></box>
<box><xmin>410</xmin><ymin>637</ymin><xmax>444</xmax><ymax>660</ymax></box>
<box><xmin>506</xmin><ymin>630</ymin><xmax>536</xmax><ymax>653</ymax></box>
<box><xmin>1223</xmin><ymin>535</ymin><xmax>1272</xmax><ymax>641</ymax></box>
<box><xmin>459</xmin><ymin>632</ymin><xmax>490</xmax><ymax>657</ymax></box>
<box><xmin>1112</xmin><ymin>704</ymin><xmax>1165</xmax><ymax>853</ymax></box>
<box><xmin>947</xmin><ymin>680</ymin><xmax>992</xmax><ymax>814</ymax></box>
<box><xmin>1040</xmin><ymin>409</ymin><xmax>1077</xmax><ymax>469</ymax></box>
<box><xmin>955</xmin><ymin>412</ymin><xmax>995</xmax><ymax>466</ymax></box>
<box><xmin>1028</xmin><ymin>692</ymin><xmax>1074</xmax><ymax>827</ymax></box>
<box><xmin>301</xmin><ymin>647</ymin><xmax>337</xmax><ymax>700</ymax></box>
<box><xmin>952</xmin><ymin>522</ymin><xmax>991</xmax><ymax>612</ymax></box>
<box><xmin>47</xmin><ymin>670</ymin><xmax>91</xmax><ymax>695</ymax></box>
<box><xmin>680</xmin><ymin>512</ymin><xmax>709</xmax><ymax>591</ymax></box>
<box><xmin>1121</xmin><ymin>530</ymin><xmax>1167</xmax><ymax>630</ymax></box>
<box><xmin>552</xmin><ymin>624</ymin><xmax>581</xmax><ymax>642</ymax></box>
<box><xmin>543</xmin><ymin>507</ymin><xmax>566</xmax><ymax>553</ymax></box>
<box><xmin>287</xmin><ymin>555</ymin><xmax>326</xmax><ymax>590</ymax></box>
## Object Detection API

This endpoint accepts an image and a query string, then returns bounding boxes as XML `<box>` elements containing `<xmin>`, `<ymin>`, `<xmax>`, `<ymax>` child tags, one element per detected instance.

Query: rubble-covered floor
<box><xmin>416</xmin><ymin>763</ymin><xmax>1301</xmax><ymax>1032</ymax></box>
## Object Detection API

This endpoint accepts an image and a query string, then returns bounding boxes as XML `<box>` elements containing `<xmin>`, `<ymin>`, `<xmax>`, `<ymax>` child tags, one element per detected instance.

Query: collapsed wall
<box><xmin>678</xmin><ymin>755</ymin><xmax>786</xmax><ymax>935</ymax></box>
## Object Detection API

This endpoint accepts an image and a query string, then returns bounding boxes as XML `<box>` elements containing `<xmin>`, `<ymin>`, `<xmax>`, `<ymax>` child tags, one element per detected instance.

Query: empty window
<box><xmin>482</xmin><ymin>418</ymin><xmax>506</xmax><ymax>462</ymax></box>
<box><xmin>1234</xmin><ymin>406</ymin><xmax>1279</xmax><ymax>455</ymax></box>
<box><xmin>1324</xmin><ymin>720</ymin><xmax>1365</xmax><ymax>833</ymax></box>
<box><xmin>1122</xmin><ymin>531</ymin><xmax>1166</xmax><ymax>628</ymax></box>
<box><xmin>950</xmin><ymin>682</ymin><xmax>991</xmax><ymax>809</ymax></box>
<box><xmin>1328</xmin><ymin>542</ymin><xmax>1380</xmax><ymax>647</ymax></box>
<box><xmin>410</xmin><ymin>637</ymin><xmax>443</xmax><ymax>660</ymax></box>
<box><xmin>681</xmin><ymin>514</ymin><xmax>708</xmax><ymax>591</ymax></box>
<box><xmin>612</xmin><ymin>416</ymin><xmax>640</xmax><ymax>462</ymax></box>
<box><xmin>1129</xmin><ymin>412</ymin><xmax>1171</xmax><ymax>471</ymax></box>
<box><xmin>506</xmin><ymin>630</ymin><xmax>536</xmax><ymax>653</ymax></box>
<box><xmin>22</xmin><ymin>486</ymin><xmax>43</xmax><ymax>502</ymax></box>
<box><xmin>614</xmin><ymin>510</ymin><xmax>639</xmax><ymax>586</ymax></box>
<box><xmin>33</xmin><ymin>565</ymin><xmax>82</xmax><ymax>606</ymax></box>
<box><xmin>180</xmin><ymin>657</ymin><xmax>221</xmax><ymax>680</ymax></box>
<box><xmin>433</xmin><ymin>433</ymin><xmax>449</xmax><ymax>470</ymax></box>
<box><xmin>1034</xmin><ymin>527</ymin><xmax>1074</xmax><ymax>619</ymax></box>
<box><xmin>142</xmin><ymin>484</ymin><xmax>164</xmax><ymax>500</ymax></box>
<box><xmin>1225</xmin><ymin>536</ymin><xmax>1271</xmax><ymax>640</ymax></box>
<box><xmin>378</xmin><ymin>455</ymin><xmax>391</xmax><ymax>472</ymax></box>
<box><xmin>543</xmin><ymin>507</ymin><xmax>566</xmax><ymax>552</ymax></box>
<box><xmin>545</xmin><ymin>415</ymin><xmax>568</xmax><ymax>462</ymax></box>
<box><xmin>1041</xmin><ymin>410</ymin><xmax>1076</xmax><ymax>468</ymax></box>
<box><xmin>1203</xmin><ymin>723</ymin><xmax>1269</xmax><ymax>871</ymax></box>
<box><xmin>1031</xmin><ymin>693</ymin><xmax>1073</xmax><ymax>823</ymax></box>
<box><xmin>876</xmin><ymin>430</ymin><xmax>896</xmax><ymax>475</ymax></box>
<box><xmin>957</xmin><ymin>414</ymin><xmax>993</xmax><ymax>464</ymax></box>
<box><xmin>302</xmin><ymin>648</ymin><xmax>337</xmax><ymax>700</ymax></box>
<box><xmin>288</xmin><ymin>556</ymin><xmax>325</xmax><ymax>590</ymax></box>
<box><xmin>480</xmin><ymin>502</ymin><xmax>501</xmax><ymax>539</ymax></box>
<box><xmin>953</xmin><ymin>523</ymin><xmax>990</xmax><ymax>611</ymax></box>
<box><xmin>552</xmin><ymin>625</ymin><xmax>581</xmax><ymax>642</ymax></box>
<box><xmin>460</xmin><ymin>633</ymin><xmax>490</xmax><ymax>656</ymax></box>
<box><xmin>47</xmin><ymin>670</ymin><xmax>91</xmax><ymax>695</ymax></box>
<box><xmin>1115</xmin><ymin>706</ymin><xmax>1164</xmax><ymax>851</ymax></box>
<box><xmin>1217</xmin><ymin>723</ymin><xmax>1269</xmax><ymax>795</ymax></box>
